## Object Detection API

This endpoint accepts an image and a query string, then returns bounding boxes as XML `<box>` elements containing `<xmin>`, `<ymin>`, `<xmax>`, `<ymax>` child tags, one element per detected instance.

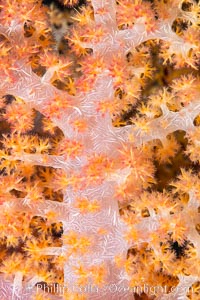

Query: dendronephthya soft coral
<box><xmin>0</xmin><ymin>0</ymin><xmax>200</xmax><ymax>299</ymax></box>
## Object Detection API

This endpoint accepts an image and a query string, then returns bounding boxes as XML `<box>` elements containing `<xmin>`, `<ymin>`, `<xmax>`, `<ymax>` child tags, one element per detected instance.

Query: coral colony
<box><xmin>0</xmin><ymin>0</ymin><xmax>200</xmax><ymax>299</ymax></box>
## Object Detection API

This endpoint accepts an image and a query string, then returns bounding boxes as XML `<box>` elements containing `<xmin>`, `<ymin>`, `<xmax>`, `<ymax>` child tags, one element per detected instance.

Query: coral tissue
<box><xmin>0</xmin><ymin>0</ymin><xmax>200</xmax><ymax>299</ymax></box>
